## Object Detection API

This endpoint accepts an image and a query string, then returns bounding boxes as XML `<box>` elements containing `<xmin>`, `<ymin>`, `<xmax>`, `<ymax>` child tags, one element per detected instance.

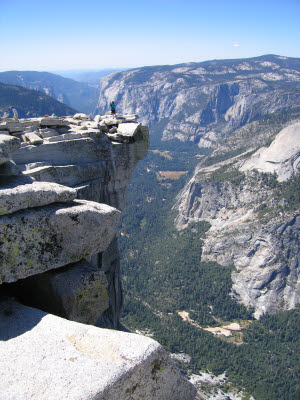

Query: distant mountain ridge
<box><xmin>0</xmin><ymin>82</ymin><xmax>77</xmax><ymax>118</ymax></box>
<box><xmin>96</xmin><ymin>54</ymin><xmax>300</xmax><ymax>148</ymax></box>
<box><xmin>0</xmin><ymin>71</ymin><xmax>99</xmax><ymax>115</ymax></box>
<box><xmin>54</xmin><ymin>68</ymin><xmax>128</xmax><ymax>86</ymax></box>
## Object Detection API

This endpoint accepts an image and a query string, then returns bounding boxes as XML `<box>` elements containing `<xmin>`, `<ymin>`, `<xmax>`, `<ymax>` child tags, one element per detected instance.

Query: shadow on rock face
<box><xmin>0</xmin><ymin>298</ymin><xmax>44</xmax><ymax>340</ymax></box>
<box><xmin>0</xmin><ymin>174</ymin><xmax>32</xmax><ymax>187</ymax></box>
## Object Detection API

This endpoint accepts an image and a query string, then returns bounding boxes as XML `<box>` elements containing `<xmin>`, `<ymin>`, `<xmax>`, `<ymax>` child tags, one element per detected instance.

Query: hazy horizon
<box><xmin>0</xmin><ymin>54</ymin><xmax>298</xmax><ymax>75</ymax></box>
<box><xmin>1</xmin><ymin>0</ymin><xmax>299</xmax><ymax>72</ymax></box>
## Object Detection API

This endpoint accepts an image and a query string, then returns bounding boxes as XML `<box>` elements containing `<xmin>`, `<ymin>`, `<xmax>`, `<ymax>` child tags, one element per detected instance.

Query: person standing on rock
<box><xmin>10</xmin><ymin>106</ymin><xmax>19</xmax><ymax>121</ymax></box>
<box><xmin>110</xmin><ymin>101</ymin><xmax>116</xmax><ymax>116</ymax></box>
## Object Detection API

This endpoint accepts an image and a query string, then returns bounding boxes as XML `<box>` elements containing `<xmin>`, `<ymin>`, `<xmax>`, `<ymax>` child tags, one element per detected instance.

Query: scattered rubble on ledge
<box><xmin>0</xmin><ymin>112</ymin><xmax>142</xmax><ymax>146</ymax></box>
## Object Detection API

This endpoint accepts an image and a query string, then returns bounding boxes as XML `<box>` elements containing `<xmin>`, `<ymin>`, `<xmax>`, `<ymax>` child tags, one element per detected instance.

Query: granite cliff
<box><xmin>174</xmin><ymin>123</ymin><xmax>300</xmax><ymax>318</ymax></box>
<box><xmin>0</xmin><ymin>114</ymin><xmax>196</xmax><ymax>399</ymax></box>
<box><xmin>95</xmin><ymin>55</ymin><xmax>300</xmax><ymax>319</ymax></box>
<box><xmin>95</xmin><ymin>55</ymin><xmax>300</xmax><ymax>148</ymax></box>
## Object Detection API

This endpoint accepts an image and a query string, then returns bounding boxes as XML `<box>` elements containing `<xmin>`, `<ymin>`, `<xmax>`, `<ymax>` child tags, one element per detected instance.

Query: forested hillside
<box><xmin>0</xmin><ymin>71</ymin><xmax>98</xmax><ymax>115</ymax></box>
<box><xmin>119</xmin><ymin>138</ymin><xmax>299</xmax><ymax>399</ymax></box>
<box><xmin>0</xmin><ymin>82</ymin><xmax>77</xmax><ymax>118</ymax></box>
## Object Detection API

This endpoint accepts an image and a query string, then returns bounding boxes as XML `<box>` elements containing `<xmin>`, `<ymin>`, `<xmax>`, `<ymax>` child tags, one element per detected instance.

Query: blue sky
<box><xmin>1</xmin><ymin>0</ymin><xmax>299</xmax><ymax>71</ymax></box>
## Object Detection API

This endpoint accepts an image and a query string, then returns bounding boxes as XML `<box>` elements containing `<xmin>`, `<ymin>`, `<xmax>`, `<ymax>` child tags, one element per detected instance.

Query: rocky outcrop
<box><xmin>0</xmin><ymin>115</ymin><xmax>126</xmax><ymax>345</ymax></box>
<box><xmin>240</xmin><ymin>123</ymin><xmax>300</xmax><ymax>181</ymax></box>
<box><xmin>0</xmin><ymin>135</ymin><xmax>20</xmax><ymax>165</ymax></box>
<box><xmin>0</xmin><ymin>200</ymin><xmax>120</xmax><ymax>284</ymax></box>
<box><xmin>174</xmin><ymin>126</ymin><xmax>300</xmax><ymax>318</ymax></box>
<box><xmin>0</xmin><ymin>181</ymin><xmax>76</xmax><ymax>215</ymax></box>
<box><xmin>1</xmin><ymin>113</ymin><xmax>149</xmax><ymax>328</ymax></box>
<box><xmin>0</xmin><ymin>114</ymin><xmax>196</xmax><ymax>398</ymax></box>
<box><xmin>1</xmin><ymin>113</ymin><xmax>148</xmax><ymax>325</ymax></box>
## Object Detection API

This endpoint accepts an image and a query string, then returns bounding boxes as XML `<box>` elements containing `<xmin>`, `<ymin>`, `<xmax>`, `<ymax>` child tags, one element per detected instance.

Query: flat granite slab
<box><xmin>0</xmin><ymin>300</ymin><xmax>196</xmax><ymax>400</ymax></box>
<box><xmin>0</xmin><ymin>181</ymin><xmax>77</xmax><ymax>216</ymax></box>
<box><xmin>0</xmin><ymin>200</ymin><xmax>121</xmax><ymax>283</ymax></box>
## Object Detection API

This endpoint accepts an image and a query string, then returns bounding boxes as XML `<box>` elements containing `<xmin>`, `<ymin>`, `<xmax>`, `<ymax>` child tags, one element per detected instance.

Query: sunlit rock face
<box><xmin>0</xmin><ymin>200</ymin><xmax>120</xmax><ymax>284</ymax></box>
<box><xmin>0</xmin><ymin>113</ymin><xmax>149</xmax><ymax>328</ymax></box>
<box><xmin>0</xmin><ymin>300</ymin><xmax>196</xmax><ymax>400</ymax></box>
<box><xmin>95</xmin><ymin>55</ymin><xmax>300</xmax><ymax>149</ymax></box>
<box><xmin>0</xmin><ymin>115</ymin><xmax>197</xmax><ymax>399</ymax></box>
<box><xmin>174</xmin><ymin>124</ymin><xmax>300</xmax><ymax>318</ymax></box>
<box><xmin>240</xmin><ymin>123</ymin><xmax>300</xmax><ymax>182</ymax></box>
